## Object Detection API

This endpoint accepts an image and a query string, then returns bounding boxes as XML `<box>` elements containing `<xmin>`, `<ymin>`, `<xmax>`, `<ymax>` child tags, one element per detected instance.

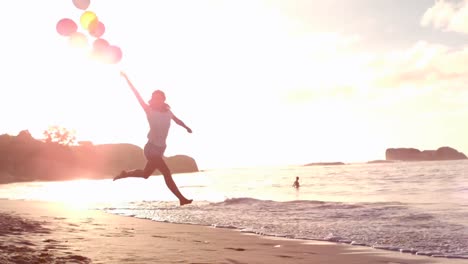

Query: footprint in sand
<box><xmin>193</xmin><ymin>240</ymin><xmax>209</xmax><ymax>244</ymax></box>
<box><xmin>224</xmin><ymin>247</ymin><xmax>246</xmax><ymax>251</ymax></box>
<box><xmin>151</xmin><ymin>235</ymin><xmax>168</xmax><ymax>238</ymax></box>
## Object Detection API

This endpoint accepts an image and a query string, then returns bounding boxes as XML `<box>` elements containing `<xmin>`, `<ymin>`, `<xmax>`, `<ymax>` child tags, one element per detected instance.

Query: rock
<box><xmin>386</xmin><ymin>147</ymin><xmax>467</xmax><ymax>161</ymax></box>
<box><xmin>0</xmin><ymin>133</ymin><xmax>199</xmax><ymax>183</ymax></box>
<box><xmin>17</xmin><ymin>130</ymin><xmax>33</xmax><ymax>140</ymax></box>
<box><xmin>165</xmin><ymin>155</ymin><xmax>199</xmax><ymax>174</ymax></box>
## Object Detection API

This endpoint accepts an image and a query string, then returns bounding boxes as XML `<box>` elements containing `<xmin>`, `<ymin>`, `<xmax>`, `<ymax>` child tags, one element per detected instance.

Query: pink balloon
<box><xmin>89</xmin><ymin>21</ymin><xmax>105</xmax><ymax>38</ymax></box>
<box><xmin>56</xmin><ymin>18</ymin><xmax>77</xmax><ymax>36</ymax></box>
<box><xmin>72</xmin><ymin>0</ymin><xmax>90</xmax><ymax>10</ymax></box>
<box><xmin>102</xmin><ymin>45</ymin><xmax>122</xmax><ymax>64</ymax></box>
<box><xmin>90</xmin><ymin>38</ymin><xmax>109</xmax><ymax>62</ymax></box>
<box><xmin>93</xmin><ymin>38</ymin><xmax>109</xmax><ymax>51</ymax></box>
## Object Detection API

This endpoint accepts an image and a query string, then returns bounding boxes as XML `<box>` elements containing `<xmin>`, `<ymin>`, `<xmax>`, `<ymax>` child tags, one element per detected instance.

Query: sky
<box><xmin>1</xmin><ymin>0</ymin><xmax>468</xmax><ymax>169</ymax></box>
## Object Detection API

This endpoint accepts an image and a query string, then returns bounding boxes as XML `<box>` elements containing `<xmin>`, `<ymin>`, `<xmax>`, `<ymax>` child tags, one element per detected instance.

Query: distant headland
<box><xmin>0</xmin><ymin>130</ymin><xmax>199</xmax><ymax>184</ymax></box>
<box><xmin>303</xmin><ymin>146</ymin><xmax>467</xmax><ymax>166</ymax></box>
<box><xmin>386</xmin><ymin>146</ymin><xmax>467</xmax><ymax>161</ymax></box>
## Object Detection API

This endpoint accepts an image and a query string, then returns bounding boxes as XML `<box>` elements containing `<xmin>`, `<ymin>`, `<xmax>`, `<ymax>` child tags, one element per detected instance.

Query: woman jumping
<box><xmin>113</xmin><ymin>72</ymin><xmax>193</xmax><ymax>206</ymax></box>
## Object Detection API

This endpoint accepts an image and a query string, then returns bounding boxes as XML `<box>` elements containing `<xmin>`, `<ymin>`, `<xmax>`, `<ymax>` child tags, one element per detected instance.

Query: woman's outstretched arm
<box><xmin>172</xmin><ymin>113</ymin><xmax>192</xmax><ymax>133</ymax></box>
<box><xmin>120</xmin><ymin>71</ymin><xmax>149</xmax><ymax>112</ymax></box>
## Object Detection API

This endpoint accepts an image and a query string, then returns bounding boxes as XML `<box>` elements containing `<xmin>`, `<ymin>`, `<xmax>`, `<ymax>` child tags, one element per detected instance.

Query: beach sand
<box><xmin>0</xmin><ymin>199</ymin><xmax>463</xmax><ymax>264</ymax></box>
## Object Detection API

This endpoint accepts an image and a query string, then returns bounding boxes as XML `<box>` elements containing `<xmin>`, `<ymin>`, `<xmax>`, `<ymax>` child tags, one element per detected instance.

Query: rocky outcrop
<box><xmin>165</xmin><ymin>155</ymin><xmax>199</xmax><ymax>174</ymax></box>
<box><xmin>0</xmin><ymin>131</ymin><xmax>199</xmax><ymax>184</ymax></box>
<box><xmin>385</xmin><ymin>147</ymin><xmax>467</xmax><ymax>161</ymax></box>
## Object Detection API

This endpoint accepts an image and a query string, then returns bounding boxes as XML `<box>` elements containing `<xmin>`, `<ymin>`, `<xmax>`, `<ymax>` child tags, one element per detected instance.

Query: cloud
<box><xmin>283</xmin><ymin>40</ymin><xmax>462</xmax><ymax>105</ymax></box>
<box><xmin>421</xmin><ymin>0</ymin><xmax>468</xmax><ymax>34</ymax></box>
<box><xmin>370</xmin><ymin>41</ymin><xmax>468</xmax><ymax>90</ymax></box>
<box><xmin>349</xmin><ymin>40</ymin><xmax>468</xmax><ymax>120</ymax></box>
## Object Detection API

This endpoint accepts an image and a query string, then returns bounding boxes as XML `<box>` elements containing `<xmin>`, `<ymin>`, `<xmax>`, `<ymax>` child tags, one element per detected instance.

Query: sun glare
<box><xmin>27</xmin><ymin>180</ymin><xmax>98</xmax><ymax>209</ymax></box>
<box><xmin>1</xmin><ymin>0</ymin><xmax>467</xmax><ymax>169</ymax></box>
<box><xmin>27</xmin><ymin>178</ymin><xmax>179</xmax><ymax>209</ymax></box>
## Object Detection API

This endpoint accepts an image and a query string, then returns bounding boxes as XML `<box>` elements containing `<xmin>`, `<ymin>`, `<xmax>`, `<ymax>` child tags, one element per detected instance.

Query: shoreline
<box><xmin>106</xmin><ymin>209</ymin><xmax>468</xmax><ymax>261</ymax></box>
<box><xmin>0</xmin><ymin>199</ymin><xmax>465</xmax><ymax>264</ymax></box>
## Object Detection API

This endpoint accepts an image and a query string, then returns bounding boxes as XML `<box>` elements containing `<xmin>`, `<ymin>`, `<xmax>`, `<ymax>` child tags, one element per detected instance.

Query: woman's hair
<box><xmin>148</xmin><ymin>90</ymin><xmax>170</xmax><ymax>111</ymax></box>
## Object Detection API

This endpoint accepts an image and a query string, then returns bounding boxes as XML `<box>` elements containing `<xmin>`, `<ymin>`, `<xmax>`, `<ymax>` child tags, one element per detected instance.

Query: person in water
<box><xmin>113</xmin><ymin>71</ymin><xmax>193</xmax><ymax>206</ymax></box>
<box><xmin>292</xmin><ymin>176</ymin><xmax>300</xmax><ymax>189</ymax></box>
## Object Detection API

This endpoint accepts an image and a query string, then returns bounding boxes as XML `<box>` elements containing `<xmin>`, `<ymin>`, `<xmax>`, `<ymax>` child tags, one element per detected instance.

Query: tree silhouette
<box><xmin>43</xmin><ymin>126</ymin><xmax>77</xmax><ymax>146</ymax></box>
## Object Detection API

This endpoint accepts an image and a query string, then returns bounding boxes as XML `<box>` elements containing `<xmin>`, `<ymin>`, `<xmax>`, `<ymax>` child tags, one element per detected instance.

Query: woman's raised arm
<box><xmin>120</xmin><ymin>71</ymin><xmax>149</xmax><ymax>112</ymax></box>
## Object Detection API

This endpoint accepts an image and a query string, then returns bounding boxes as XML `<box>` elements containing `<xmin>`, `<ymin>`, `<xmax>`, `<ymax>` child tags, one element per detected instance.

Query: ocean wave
<box><xmin>397</xmin><ymin>213</ymin><xmax>434</xmax><ymax>221</ymax></box>
<box><xmin>209</xmin><ymin>197</ymin><xmax>405</xmax><ymax>211</ymax></box>
<box><xmin>211</xmin><ymin>197</ymin><xmax>269</xmax><ymax>206</ymax></box>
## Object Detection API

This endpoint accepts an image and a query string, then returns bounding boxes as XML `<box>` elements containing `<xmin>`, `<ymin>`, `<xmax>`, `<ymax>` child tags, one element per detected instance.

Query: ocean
<box><xmin>1</xmin><ymin>160</ymin><xmax>467</xmax><ymax>260</ymax></box>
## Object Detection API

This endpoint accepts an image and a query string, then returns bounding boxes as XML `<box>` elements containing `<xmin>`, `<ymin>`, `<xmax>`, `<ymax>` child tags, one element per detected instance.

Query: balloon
<box><xmin>90</xmin><ymin>43</ymin><xmax>122</xmax><ymax>64</ymax></box>
<box><xmin>90</xmin><ymin>38</ymin><xmax>109</xmax><ymax>61</ymax></box>
<box><xmin>93</xmin><ymin>38</ymin><xmax>109</xmax><ymax>52</ymax></box>
<box><xmin>102</xmin><ymin>45</ymin><xmax>122</xmax><ymax>64</ymax></box>
<box><xmin>80</xmin><ymin>11</ymin><xmax>98</xmax><ymax>30</ymax></box>
<box><xmin>72</xmin><ymin>0</ymin><xmax>90</xmax><ymax>10</ymax></box>
<box><xmin>88</xmin><ymin>21</ymin><xmax>105</xmax><ymax>38</ymax></box>
<box><xmin>56</xmin><ymin>18</ymin><xmax>77</xmax><ymax>36</ymax></box>
<box><xmin>68</xmin><ymin>32</ymin><xmax>88</xmax><ymax>48</ymax></box>
<box><xmin>108</xmin><ymin>46</ymin><xmax>123</xmax><ymax>64</ymax></box>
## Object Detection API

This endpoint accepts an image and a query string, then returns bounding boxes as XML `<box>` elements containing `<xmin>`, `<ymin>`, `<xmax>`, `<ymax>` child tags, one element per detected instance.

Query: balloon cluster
<box><xmin>56</xmin><ymin>0</ymin><xmax>122</xmax><ymax>64</ymax></box>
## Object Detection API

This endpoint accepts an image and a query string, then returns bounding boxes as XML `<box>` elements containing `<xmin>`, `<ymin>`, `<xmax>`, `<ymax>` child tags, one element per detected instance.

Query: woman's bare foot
<box><xmin>180</xmin><ymin>199</ymin><xmax>193</xmax><ymax>206</ymax></box>
<box><xmin>113</xmin><ymin>171</ymin><xmax>127</xmax><ymax>181</ymax></box>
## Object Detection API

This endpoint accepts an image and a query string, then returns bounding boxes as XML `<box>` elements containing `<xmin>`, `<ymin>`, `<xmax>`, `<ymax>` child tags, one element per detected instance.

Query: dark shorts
<box><xmin>144</xmin><ymin>142</ymin><xmax>166</xmax><ymax>161</ymax></box>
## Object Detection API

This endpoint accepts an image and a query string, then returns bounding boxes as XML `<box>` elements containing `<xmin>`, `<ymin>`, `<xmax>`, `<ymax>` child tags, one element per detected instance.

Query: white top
<box><xmin>146</xmin><ymin>109</ymin><xmax>173</xmax><ymax>147</ymax></box>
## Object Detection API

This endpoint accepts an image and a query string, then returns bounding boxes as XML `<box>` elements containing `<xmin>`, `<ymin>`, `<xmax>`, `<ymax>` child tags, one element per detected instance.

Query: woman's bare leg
<box><xmin>113</xmin><ymin>162</ymin><xmax>156</xmax><ymax>181</ymax></box>
<box><xmin>155</xmin><ymin>158</ymin><xmax>193</xmax><ymax>206</ymax></box>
